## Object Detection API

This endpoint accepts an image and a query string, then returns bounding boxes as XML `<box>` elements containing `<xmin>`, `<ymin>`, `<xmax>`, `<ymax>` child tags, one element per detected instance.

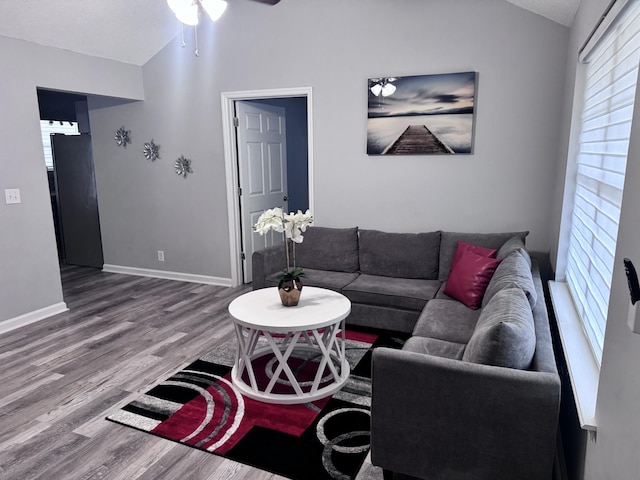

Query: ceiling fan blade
<box><xmin>249</xmin><ymin>0</ymin><xmax>281</xmax><ymax>4</ymax></box>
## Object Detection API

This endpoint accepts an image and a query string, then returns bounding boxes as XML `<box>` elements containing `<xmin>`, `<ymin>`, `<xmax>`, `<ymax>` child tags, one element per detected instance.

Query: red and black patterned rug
<box><xmin>107</xmin><ymin>329</ymin><xmax>405</xmax><ymax>480</ymax></box>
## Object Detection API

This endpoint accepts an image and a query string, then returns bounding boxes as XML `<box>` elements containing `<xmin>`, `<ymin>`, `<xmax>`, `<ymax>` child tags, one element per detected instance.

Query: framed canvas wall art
<box><xmin>367</xmin><ymin>71</ymin><xmax>477</xmax><ymax>155</ymax></box>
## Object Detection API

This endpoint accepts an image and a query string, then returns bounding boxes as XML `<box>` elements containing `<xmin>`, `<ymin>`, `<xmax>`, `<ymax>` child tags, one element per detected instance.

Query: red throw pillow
<box><xmin>451</xmin><ymin>241</ymin><xmax>497</xmax><ymax>269</ymax></box>
<box><xmin>444</xmin><ymin>249</ymin><xmax>501</xmax><ymax>310</ymax></box>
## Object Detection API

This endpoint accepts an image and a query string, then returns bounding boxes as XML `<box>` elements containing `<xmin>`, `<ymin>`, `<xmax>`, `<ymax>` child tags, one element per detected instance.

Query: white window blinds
<box><xmin>40</xmin><ymin>120</ymin><xmax>79</xmax><ymax>169</ymax></box>
<box><xmin>566</xmin><ymin>0</ymin><xmax>640</xmax><ymax>362</ymax></box>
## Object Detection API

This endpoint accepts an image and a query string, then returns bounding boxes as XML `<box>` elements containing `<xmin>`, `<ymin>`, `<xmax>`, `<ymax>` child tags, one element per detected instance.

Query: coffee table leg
<box><xmin>309</xmin><ymin>323</ymin><xmax>345</xmax><ymax>393</ymax></box>
<box><xmin>234</xmin><ymin>324</ymin><xmax>262</xmax><ymax>391</ymax></box>
<box><xmin>263</xmin><ymin>331</ymin><xmax>305</xmax><ymax>395</ymax></box>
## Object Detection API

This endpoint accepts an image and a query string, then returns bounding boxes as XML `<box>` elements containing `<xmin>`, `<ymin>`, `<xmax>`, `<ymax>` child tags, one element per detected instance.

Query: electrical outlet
<box><xmin>4</xmin><ymin>188</ymin><xmax>21</xmax><ymax>204</ymax></box>
<box><xmin>158</xmin><ymin>250</ymin><xmax>165</xmax><ymax>262</ymax></box>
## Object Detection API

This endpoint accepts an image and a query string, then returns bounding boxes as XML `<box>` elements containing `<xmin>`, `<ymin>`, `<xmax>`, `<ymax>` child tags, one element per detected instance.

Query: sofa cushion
<box><xmin>439</xmin><ymin>231</ymin><xmax>529</xmax><ymax>281</ymax></box>
<box><xmin>433</xmin><ymin>282</ymin><xmax>454</xmax><ymax>300</ymax></box>
<box><xmin>402</xmin><ymin>336</ymin><xmax>465</xmax><ymax>360</ymax></box>
<box><xmin>266</xmin><ymin>268</ymin><xmax>359</xmax><ymax>292</ymax></box>
<box><xmin>347</xmin><ymin>304</ymin><xmax>420</xmax><ymax>334</ymax></box>
<box><xmin>295</xmin><ymin>226</ymin><xmax>360</xmax><ymax>273</ymax></box>
<box><xmin>412</xmin><ymin>299</ymin><xmax>481</xmax><ymax>344</ymax></box>
<box><xmin>343</xmin><ymin>274</ymin><xmax>440</xmax><ymax>311</ymax></box>
<box><xmin>482</xmin><ymin>249</ymin><xmax>537</xmax><ymax>309</ymax></box>
<box><xmin>443</xmin><ymin>249</ymin><xmax>501</xmax><ymax>310</ymax></box>
<box><xmin>358</xmin><ymin>229</ymin><xmax>440</xmax><ymax>279</ymax></box>
<box><xmin>496</xmin><ymin>235</ymin><xmax>530</xmax><ymax>263</ymax></box>
<box><xmin>450</xmin><ymin>241</ymin><xmax>497</xmax><ymax>269</ymax></box>
<box><xmin>462</xmin><ymin>287</ymin><xmax>536</xmax><ymax>370</ymax></box>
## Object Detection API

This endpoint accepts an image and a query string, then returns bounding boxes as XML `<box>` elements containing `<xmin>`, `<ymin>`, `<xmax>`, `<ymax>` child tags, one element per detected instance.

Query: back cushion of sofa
<box><xmin>462</xmin><ymin>287</ymin><xmax>536</xmax><ymax>370</ymax></box>
<box><xmin>295</xmin><ymin>226</ymin><xmax>360</xmax><ymax>273</ymax></box>
<box><xmin>439</xmin><ymin>231</ymin><xmax>529</xmax><ymax>281</ymax></box>
<box><xmin>482</xmin><ymin>249</ymin><xmax>537</xmax><ymax>309</ymax></box>
<box><xmin>359</xmin><ymin>229</ymin><xmax>440</xmax><ymax>279</ymax></box>
<box><xmin>496</xmin><ymin>235</ymin><xmax>530</xmax><ymax>263</ymax></box>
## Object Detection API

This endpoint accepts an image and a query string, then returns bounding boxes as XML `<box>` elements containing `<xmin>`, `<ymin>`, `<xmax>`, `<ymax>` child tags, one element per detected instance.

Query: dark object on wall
<box><xmin>624</xmin><ymin>258</ymin><xmax>640</xmax><ymax>334</ymax></box>
<box><xmin>51</xmin><ymin>134</ymin><xmax>104</xmax><ymax>268</ymax></box>
<box><xmin>624</xmin><ymin>258</ymin><xmax>640</xmax><ymax>304</ymax></box>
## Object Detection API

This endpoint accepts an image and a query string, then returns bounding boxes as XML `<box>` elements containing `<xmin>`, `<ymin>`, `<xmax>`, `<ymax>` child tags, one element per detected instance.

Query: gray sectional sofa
<box><xmin>252</xmin><ymin>226</ymin><xmax>560</xmax><ymax>480</ymax></box>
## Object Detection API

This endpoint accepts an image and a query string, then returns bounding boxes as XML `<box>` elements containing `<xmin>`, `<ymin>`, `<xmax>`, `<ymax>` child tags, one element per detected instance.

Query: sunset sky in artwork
<box><xmin>368</xmin><ymin>71</ymin><xmax>476</xmax><ymax>117</ymax></box>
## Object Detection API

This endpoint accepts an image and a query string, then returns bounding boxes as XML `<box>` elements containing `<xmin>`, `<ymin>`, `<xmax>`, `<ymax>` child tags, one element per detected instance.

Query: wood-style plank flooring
<box><xmin>0</xmin><ymin>265</ymin><xmax>290</xmax><ymax>480</ymax></box>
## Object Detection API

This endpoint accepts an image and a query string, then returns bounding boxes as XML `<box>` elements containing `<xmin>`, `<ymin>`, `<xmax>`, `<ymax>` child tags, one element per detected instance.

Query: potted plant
<box><xmin>253</xmin><ymin>207</ymin><xmax>313</xmax><ymax>306</ymax></box>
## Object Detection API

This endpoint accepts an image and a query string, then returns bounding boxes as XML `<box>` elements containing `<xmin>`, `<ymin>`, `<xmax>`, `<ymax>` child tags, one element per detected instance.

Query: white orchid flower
<box><xmin>289</xmin><ymin>225</ymin><xmax>305</xmax><ymax>243</ymax></box>
<box><xmin>283</xmin><ymin>210</ymin><xmax>313</xmax><ymax>243</ymax></box>
<box><xmin>295</xmin><ymin>209</ymin><xmax>313</xmax><ymax>232</ymax></box>
<box><xmin>282</xmin><ymin>213</ymin><xmax>300</xmax><ymax>242</ymax></box>
<box><xmin>254</xmin><ymin>206</ymin><xmax>313</xmax><ymax>276</ymax></box>
<box><xmin>254</xmin><ymin>207</ymin><xmax>285</xmax><ymax>234</ymax></box>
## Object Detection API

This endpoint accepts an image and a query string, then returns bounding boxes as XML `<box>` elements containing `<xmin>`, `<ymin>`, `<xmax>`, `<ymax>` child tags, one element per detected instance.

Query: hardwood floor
<box><xmin>0</xmin><ymin>265</ymin><xmax>290</xmax><ymax>480</ymax></box>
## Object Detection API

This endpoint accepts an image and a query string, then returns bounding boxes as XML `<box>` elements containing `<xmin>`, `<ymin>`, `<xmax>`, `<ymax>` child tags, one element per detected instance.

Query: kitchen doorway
<box><xmin>37</xmin><ymin>88</ymin><xmax>104</xmax><ymax>269</ymax></box>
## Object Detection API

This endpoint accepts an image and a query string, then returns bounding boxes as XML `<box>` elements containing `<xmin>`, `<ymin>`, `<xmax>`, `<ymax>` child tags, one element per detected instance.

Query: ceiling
<box><xmin>0</xmin><ymin>0</ymin><xmax>180</xmax><ymax>65</ymax></box>
<box><xmin>0</xmin><ymin>0</ymin><xmax>582</xmax><ymax>66</ymax></box>
<box><xmin>505</xmin><ymin>0</ymin><xmax>581</xmax><ymax>27</ymax></box>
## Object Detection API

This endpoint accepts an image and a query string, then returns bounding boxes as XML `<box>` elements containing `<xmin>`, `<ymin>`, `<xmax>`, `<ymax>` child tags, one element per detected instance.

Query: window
<box><xmin>40</xmin><ymin>120</ymin><xmax>80</xmax><ymax>169</ymax></box>
<box><xmin>565</xmin><ymin>0</ymin><xmax>640</xmax><ymax>363</ymax></box>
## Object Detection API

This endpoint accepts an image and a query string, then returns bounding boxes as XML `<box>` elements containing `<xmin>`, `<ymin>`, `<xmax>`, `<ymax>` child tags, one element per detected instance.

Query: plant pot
<box><xmin>278</xmin><ymin>278</ymin><xmax>303</xmax><ymax>307</ymax></box>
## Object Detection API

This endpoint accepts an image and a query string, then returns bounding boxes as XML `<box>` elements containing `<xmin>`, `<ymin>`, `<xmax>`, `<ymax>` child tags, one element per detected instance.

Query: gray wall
<box><xmin>88</xmin><ymin>77</ymin><xmax>230</xmax><ymax>277</ymax></box>
<box><xmin>0</xmin><ymin>35</ymin><xmax>144</xmax><ymax>323</ymax></box>
<box><xmin>88</xmin><ymin>0</ymin><xmax>568</xmax><ymax>284</ymax></box>
<box><xmin>549</xmin><ymin>0</ymin><xmax>640</xmax><ymax>477</ymax></box>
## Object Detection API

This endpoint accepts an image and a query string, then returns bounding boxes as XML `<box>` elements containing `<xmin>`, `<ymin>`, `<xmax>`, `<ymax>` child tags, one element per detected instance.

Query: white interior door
<box><xmin>236</xmin><ymin>100</ymin><xmax>288</xmax><ymax>283</ymax></box>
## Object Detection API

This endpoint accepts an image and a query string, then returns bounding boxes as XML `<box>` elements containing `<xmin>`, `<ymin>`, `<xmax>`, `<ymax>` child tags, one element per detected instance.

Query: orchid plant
<box><xmin>253</xmin><ymin>207</ymin><xmax>313</xmax><ymax>282</ymax></box>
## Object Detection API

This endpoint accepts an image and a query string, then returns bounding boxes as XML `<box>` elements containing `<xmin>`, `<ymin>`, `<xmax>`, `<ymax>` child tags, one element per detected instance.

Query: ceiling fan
<box><xmin>167</xmin><ymin>0</ymin><xmax>280</xmax><ymax>25</ymax></box>
<box><xmin>167</xmin><ymin>0</ymin><xmax>281</xmax><ymax>54</ymax></box>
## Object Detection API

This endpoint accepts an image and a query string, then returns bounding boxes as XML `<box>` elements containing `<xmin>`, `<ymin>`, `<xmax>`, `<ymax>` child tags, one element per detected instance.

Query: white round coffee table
<box><xmin>228</xmin><ymin>286</ymin><xmax>351</xmax><ymax>404</ymax></box>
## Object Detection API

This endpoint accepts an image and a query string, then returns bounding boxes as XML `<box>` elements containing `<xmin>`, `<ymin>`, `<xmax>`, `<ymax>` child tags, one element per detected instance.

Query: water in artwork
<box><xmin>367</xmin><ymin>113</ymin><xmax>474</xmax><ymax>154</ymax></box>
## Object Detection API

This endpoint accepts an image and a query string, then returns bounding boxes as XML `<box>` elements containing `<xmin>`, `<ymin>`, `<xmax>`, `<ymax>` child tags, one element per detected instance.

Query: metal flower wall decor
<box><xmin>174</xmin><ymin>155</ymin><xmax>193</xmax><ymax>178</ymax></box>
<box><xmin>143</xmin><ymin>139</ymin><xmax>161</xmax><ymax>162</ymax></box>
<box><xmin>113</xmin><ymin>126</ymin><xmax>192</xmax><ymax>180</ymax></box>
<box><xmin>114</xmin><ymin>126</ymin><xmax>132</xmax><ymax>148</ymax></box>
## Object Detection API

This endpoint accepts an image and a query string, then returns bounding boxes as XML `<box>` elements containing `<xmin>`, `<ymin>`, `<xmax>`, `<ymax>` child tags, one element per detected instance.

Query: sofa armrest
<box><xmin>252</xmin><ymin>244</ymin><xmax>286</xmax><ymax>289</ymax></box>
<box><xmin>371</xmin><ymin>347</ymin><xmax>560</xmax><ymax>480</ymax></box>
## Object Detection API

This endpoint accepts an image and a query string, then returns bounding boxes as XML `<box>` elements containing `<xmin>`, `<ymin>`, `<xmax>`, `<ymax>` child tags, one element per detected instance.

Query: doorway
<box><xmin>37</xmin><ymin>88</ymin><xmax>104</xmax><ymax>269</ymax></box>
<box><xmin>221</xmin><ymin>87</ymin><xmax>314</xmax><ymax>286</ymax></box>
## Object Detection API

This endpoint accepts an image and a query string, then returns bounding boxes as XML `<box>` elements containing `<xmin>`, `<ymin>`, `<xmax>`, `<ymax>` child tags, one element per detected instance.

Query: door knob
<box><xmin>283</xmin><ymin>195</ymin><xmax>288</xmax><ymax>201</ymax></box>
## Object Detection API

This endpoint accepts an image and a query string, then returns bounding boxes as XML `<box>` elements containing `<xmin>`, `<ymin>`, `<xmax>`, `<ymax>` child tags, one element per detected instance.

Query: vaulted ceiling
<box><xmin>505</xmin><ymin>0</ymin><xmax>581</xmax><ymax>27</ymax></box>
<box><xmin>0</xmin><ymin>0</ymin><xmax>581</xmax><ymax>66</ymax></box>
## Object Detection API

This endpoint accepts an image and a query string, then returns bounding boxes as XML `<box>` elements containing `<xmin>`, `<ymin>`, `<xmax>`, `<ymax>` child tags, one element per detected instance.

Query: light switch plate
<box><xmin>5</xmin><ymin>188</ymin><xmax>21</xmax><ymax>204</ymax></box>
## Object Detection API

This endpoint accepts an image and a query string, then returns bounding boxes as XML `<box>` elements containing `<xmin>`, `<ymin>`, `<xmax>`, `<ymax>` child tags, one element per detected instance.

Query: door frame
<box><xmin>221</xmin><ymin>86</ymin><xmax>314</xmax><ymax>287</ymax></box>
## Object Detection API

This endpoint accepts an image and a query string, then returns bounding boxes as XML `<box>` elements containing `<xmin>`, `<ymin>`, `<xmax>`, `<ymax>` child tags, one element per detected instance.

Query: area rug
<box><xmin>107</xmin><ymin>329</ymin><xmax>405</xmax><ymax>480</ymax></box>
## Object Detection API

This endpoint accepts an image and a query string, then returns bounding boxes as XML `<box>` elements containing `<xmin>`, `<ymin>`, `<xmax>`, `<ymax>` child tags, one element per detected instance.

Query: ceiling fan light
<box><xmin>177</xmin><ymin>5</ymin><xmax>200</xmax><ymax>25</ymax></box>
<box><xmin>201</xmin><ymin>0</ymin><xmax>228</xmax><ymax>21</ymax></box>
<box><xmin>370</xmin><ymin>84</ymin><xmax>383</xmax><ymax>96</ymax></box>
<box><xmin>167</xmin><ymin>0</ymin><xmax>199</xmax><ymax>25</ymax></box>
<box><xmin>167</xmin><ymin>0</ymin><xmax>181</xmax><ymax>14</ymax></box>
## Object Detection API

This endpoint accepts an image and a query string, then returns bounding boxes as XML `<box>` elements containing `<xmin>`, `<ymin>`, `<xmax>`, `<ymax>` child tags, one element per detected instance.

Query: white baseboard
<box><xmin>0</xmin><ymin>302</ymin><xmax>68</xmax><ymax>336</ymax></box>
<box><xmin>102</xmin><ymin>264</ymin><xmax>232</xmax><ymax>287</ymax></box>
